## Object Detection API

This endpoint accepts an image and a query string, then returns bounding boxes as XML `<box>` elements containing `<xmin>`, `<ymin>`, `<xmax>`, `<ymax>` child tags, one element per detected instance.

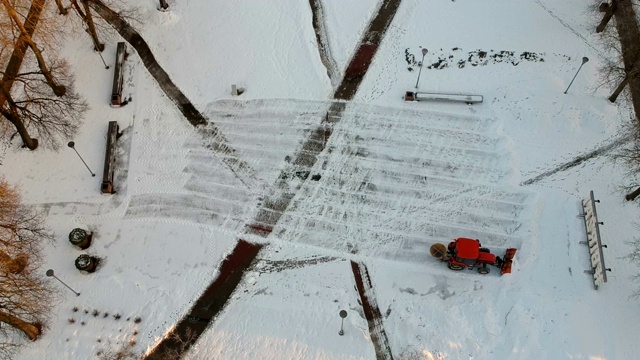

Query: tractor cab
<box><xmin>430</xmin><ymin>238</ymin><xmax>517</xmax><ymax>275</ymax></box>
<box><xmin>447</xmin><ymin>238</ymin><xmax>495</xmax><ymax>273</ymax></box>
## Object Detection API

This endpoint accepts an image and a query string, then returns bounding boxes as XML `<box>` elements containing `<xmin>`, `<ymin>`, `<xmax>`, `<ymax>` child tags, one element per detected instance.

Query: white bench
<box><xmin>404</xmin><ymin>91</ymin><xmax>483</xmax><ymax>104</ymax></box>
<box><xmin>580</xmin><ymin>190</ymin><xmax>611</xmax><ymax>289</ymax></box>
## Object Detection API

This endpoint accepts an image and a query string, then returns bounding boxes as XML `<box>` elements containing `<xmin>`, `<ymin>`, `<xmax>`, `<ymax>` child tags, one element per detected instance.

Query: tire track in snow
<box><xmin>532</xmin><ymin>0</ymin><xmax>607</xmax><ymax>61</ymax></box>
<box><xmin>274</xmin><ymin>106</ymin><xmax>531</xmax><ymax>259</ymax></box>
<box><xmin>521</xmin><ymin>134</ymin><xmax>631</xmax><ymax>185</ymax></box>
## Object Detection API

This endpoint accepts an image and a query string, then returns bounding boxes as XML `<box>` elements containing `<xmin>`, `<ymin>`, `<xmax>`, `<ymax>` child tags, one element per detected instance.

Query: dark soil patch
<box><xmin>405</xmin><ymin>48</ymin><xmax>551</xmax><ymax>70</ymax></box>
<box><xmin>144</xmin><ymin>240</ymin><xmax>263</xmax><ymax>360</ymax></box>
<box><xmin>334</xmin><ymin>0</ymin><xmax>403</xmax><ymax>100</ymax></box>
<box><xmin>351</xmin><ymin>261</ymin><xmax>394</xmax><ymax>360</ymax></box>
<box><xmin>257</xmin><ymin>256</ymin><xmax>338</xmax><ymax>273</ymax></box>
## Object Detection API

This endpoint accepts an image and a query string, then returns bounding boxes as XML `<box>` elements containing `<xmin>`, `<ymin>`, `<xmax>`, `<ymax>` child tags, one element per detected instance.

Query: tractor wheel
<box><xmin>479</xmin><ymin>247</ymin><xmax>490</xmax><ymax>253</ymax></box>
<box><xmin>448</xmin><ymin>263</ymin><xmax>464</xmax><ymax>271</ymax></box>
<box><xmin>478</xmin><ymin>266</ymin><xmax>490</xmax><ymax>275</ymax></box>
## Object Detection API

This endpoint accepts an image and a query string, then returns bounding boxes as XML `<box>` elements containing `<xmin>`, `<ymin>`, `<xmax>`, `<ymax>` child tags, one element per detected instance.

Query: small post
<box><xmin>46</xmin><ymin>269</ymin><xmax>80</xmax><ymax>296</ymax></box>
<box><xmin>159</xmin><ymin>0</ymin><xmax>169</xmax><ymax>11</ymax></box>
<box><xmin>414</xmin><ymin>48</ymin><xmax>428</xmax><ymax>89</ymax></box>
<box><xmin>68</xmin><ymin>141</ymin><xmax>95</xmax><ymax>177</ymax></box>
<box><xmin>231</xmin><ymin>84</ymin><xmax>238</xmax><ymax>96</ymax></box>
<box><xmin>338</xmin><ymin>310</ymin><xmax>347</xmax><ymax>336</ymax></box>
<box><xmin>564</xmin><ymin>57</ymin><xmax>589</xmax><ymax>94</ymax></box>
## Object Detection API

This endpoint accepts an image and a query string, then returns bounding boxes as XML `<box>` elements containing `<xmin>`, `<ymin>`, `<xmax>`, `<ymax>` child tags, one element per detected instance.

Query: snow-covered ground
<box><xmin>2</xmin><ymin>0</ymin><xmax>640</xmax><ymax>359</ymax></box>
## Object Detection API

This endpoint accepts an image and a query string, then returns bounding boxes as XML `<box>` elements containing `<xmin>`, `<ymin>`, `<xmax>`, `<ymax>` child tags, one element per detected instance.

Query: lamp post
<box><xmin>97</xmin><ymin>48</ymin><xmax>109</xmax><ymax>69</ymax></box>
<box><xmin>564</xmin><ymin>56</ymin><xmax>589</xmax><ymax>94</ymax></box>
<box><xmin>338</xmin><ymin>310</ymin><xmax>347</xmax><ymax>336</ymax></box>
<box><xmin>46</xmin><ymin>269</ymin><xmax>80</xmax><ymax>296</ymax></box>
<box><xmin>68</xmin><ymin>141</ymin><xmax>95</xmax><ymax>177</ymax></box>
<box><xmin>414</xmin><ymin>48</ymin><xmax>428</xmax><ymax>89</ymax></box>
<box><xmin>84</xmin><ymin>25</ymin><xmax>109</xmax><ymax>69</ymax></box>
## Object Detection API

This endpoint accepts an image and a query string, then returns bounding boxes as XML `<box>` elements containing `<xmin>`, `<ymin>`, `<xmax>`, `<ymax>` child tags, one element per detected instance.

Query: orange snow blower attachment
<box><xmin>430</xmin><ymin>238</ymin><xmax>517</xmax><ymax>276</ymax></box>
<box><xmin>500</xmin><ymin>248</ymin><xmax>517</xmax><ymax>275</ymax></box>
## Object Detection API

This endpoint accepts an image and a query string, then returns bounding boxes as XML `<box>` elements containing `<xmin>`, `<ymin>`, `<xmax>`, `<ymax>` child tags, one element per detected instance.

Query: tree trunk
<box><xmin>0</xmin><ymin>249</ymin><xmax>28</xmax><ymax>273</ymax></box>
<box><xmin>609</xmin><ymin>74</ymin><xmax>630</xmax><ymax>102</ymax></box>
<box><xmin>596</xmin><ymin>1</ymin><xmax>617</xmax><ymax>33</ymax></box>
<box><xmin>0</xmin><ymin>84</ymin><xmax>39</xmax><ymax>149</ymax></box>
<box><xmin>0</xmin><ymin>0</ymin><xmax>45</xmax><ymax>108</ymax></box>
<box><xmin>613</xmin><ymin>0</ymin><xmax>640</xmax><ymax>121</ymax></box>
<box><xmin>159</xmin><ymin>0</ymin><xmax>168</xmax><ymax>10</ymax></box>
<box><xmin>0</xmin><ymin>310</ymin><xmax>41</xmax><ymax>340</ymax></box>
<box><xmin>1</xmin><ymin>0</ymin><xmax>67</xmax><ymax>97</ymax></box>
<box><xmin>626</xmin><ymin>186</ymin><xmax>640</xmax><ymax>201</ymax></box>
<box><xmin>80</xmin><ymin>0</ymin><xmax>104</xmax><ymax>52</ymax></box>
<box><xmin>55</xmin><ymin>0</ymin><xmax>68</xmax><ymax>14</ymax></box>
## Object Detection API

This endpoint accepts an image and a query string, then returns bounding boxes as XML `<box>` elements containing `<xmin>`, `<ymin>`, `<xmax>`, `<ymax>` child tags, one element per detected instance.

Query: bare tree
<box><xmin>0</xmin><ymin>177</ymin><xmax>56</xmax><ymax>358</ymax></box>
<box><xmin>595</xmin><ymin>0</ymin><xmax>640</xmax><ymax>116</ymax></box>
<box><xmin>1</xmin><ymin>60</ymin><xmax>87</xmax><ymax>150</ymax></box>
<box><xmin>622</xmin><ymin>224</ymin><xmax>640</xmax><ymax>299</ymax></box>
<box><xmin>78</xmin><ymin>0</ymin><xmax>105</xmax><ymax>51</ymax></box>
<box><xmin>609</xmin><ymin>57</ymin><xmax>640</xmax><ymax>102</ymax></box>
<box><xmin>612</xmin><ymin>121</ymin><xmax>640</xmax><ymax>200</ymax></box>
<box><xmin>1</xmin><ymin>0</ymin><xmax>87</xmax><ymax>150</ymax></box>
<box><xmin>597</xmin><ymin>0</ymin><xmax>618</xmax><ymax>33</ymax></box>
<box><xmin>55</xmin><ymin>0</ymin><xmax>69</xmax><ymax>15</ymax></box>
<box><xmin>1</xmin><ymin>0</ymin><xmax>66</xmax><ymax>96</ymax></box>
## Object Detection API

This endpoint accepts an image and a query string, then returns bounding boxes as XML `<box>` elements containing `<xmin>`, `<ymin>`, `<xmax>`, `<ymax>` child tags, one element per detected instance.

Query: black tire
<box><xmin>478</xmin><ymin>266</ymin><xmax>490</xmax><ymax>274</ymax></box>
<box><xmin>448</xmin><ymin>263</ymin><xmax>464</xmax><ymax>271</ymax></box>
<box><xmin>479</xmin><ymin>247</ymin><xmax>490</xmax><ymax>253</ymax></box>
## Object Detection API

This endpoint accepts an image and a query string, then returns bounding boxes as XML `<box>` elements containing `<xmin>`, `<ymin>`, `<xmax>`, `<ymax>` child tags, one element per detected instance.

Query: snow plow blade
<box><xmin>500</xmin><ymin>248</ymin><xmax>517</xmax><ymax>275</ymax></box>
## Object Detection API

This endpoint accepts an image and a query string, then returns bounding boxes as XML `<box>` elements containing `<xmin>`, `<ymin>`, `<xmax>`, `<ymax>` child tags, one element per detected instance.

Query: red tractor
<box><xmin>430</xmin><ymin>238</ymin><xmax>517</xmax><ymax>275</ymax></box>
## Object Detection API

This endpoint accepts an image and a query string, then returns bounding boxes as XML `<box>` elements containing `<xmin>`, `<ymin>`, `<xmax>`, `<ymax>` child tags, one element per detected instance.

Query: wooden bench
<box><xmin>101</xmin><ymin>121</ymin><xmax>120</xmax><ymax>194</ymax></box>
<box><xmin>110</xmin><ymin>42</ymin><xmax>126</xmax><ymax>106</ymax></box>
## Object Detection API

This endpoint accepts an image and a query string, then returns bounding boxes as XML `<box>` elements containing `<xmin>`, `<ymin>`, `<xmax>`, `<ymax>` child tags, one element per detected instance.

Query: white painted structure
<box><xmin>404</xmin><ymin>91</ymin><xmax>483</xmax><ymax>104</ymax></box>
<box><xmin>580</xmin><ymin>190</ymin><xmax>610</xmax><ymax>289</ymax></box>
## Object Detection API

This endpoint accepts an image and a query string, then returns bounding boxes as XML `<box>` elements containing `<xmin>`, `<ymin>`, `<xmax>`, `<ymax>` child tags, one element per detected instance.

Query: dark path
<box><xmin>88</xmin><ymin>0</ymin><xmax>206</xmax><ymax>127</ymax></box>
<box><xmin>334</xmin><ymin>0</ymin><xmax>403</xmax><ymax>100</ymax></box>
<box><xmin>249</xmin><ymin>0</ymin><xmax>404</xmax><ymax>233</ymax></box>
<box><xmin>351</xmin><ymin>261</ymin><xmax>394</xmax><ymax>360</ymax></box>
<box><xmin>89</xmin><ymin>0</ymin><xmax>259</xmax><ymax>189</ymax></box>
<box><xmin>145</xmin><ymin>0</ymin><xmax>404</xmax><ymax>356</ymax></box>
<box><xmin>521</xmin><ymin>135</ymin><xmax>632</xmax><ymax>186</ymax></box>
<box><xmin>145</xmin><ymin>240</ymin><xmax>263</xmax><ymax>359</ymax></box>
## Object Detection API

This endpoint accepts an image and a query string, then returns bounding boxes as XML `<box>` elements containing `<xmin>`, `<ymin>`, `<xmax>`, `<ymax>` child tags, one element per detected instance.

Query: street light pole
<box><xmin>564</xmin><ymin>56</ymin><xmax>589</xmax><ymax>94</ymax></box>
<box><xmin>97</xmin><ymin>49</ymin><xmax>109</xmax><ymax>69</ymax></box>
<box><xmin>68</xmin><ymin>141</ymin><xmax>95</xmax><ymax>177</ymax></box>
<box><xmin>338</xmin><ymin>310</ymin><xmax>347</xmax><ymax>336</ymax></box>
<box><xmin>415</xmin><ymin>48</ymin><xmax>429</xmax><ymax>89</ymax></box>
<box><xmin>46</xmin><ymin>269</ymin><xmax>80</xmax><ymax>296</ymax></box>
